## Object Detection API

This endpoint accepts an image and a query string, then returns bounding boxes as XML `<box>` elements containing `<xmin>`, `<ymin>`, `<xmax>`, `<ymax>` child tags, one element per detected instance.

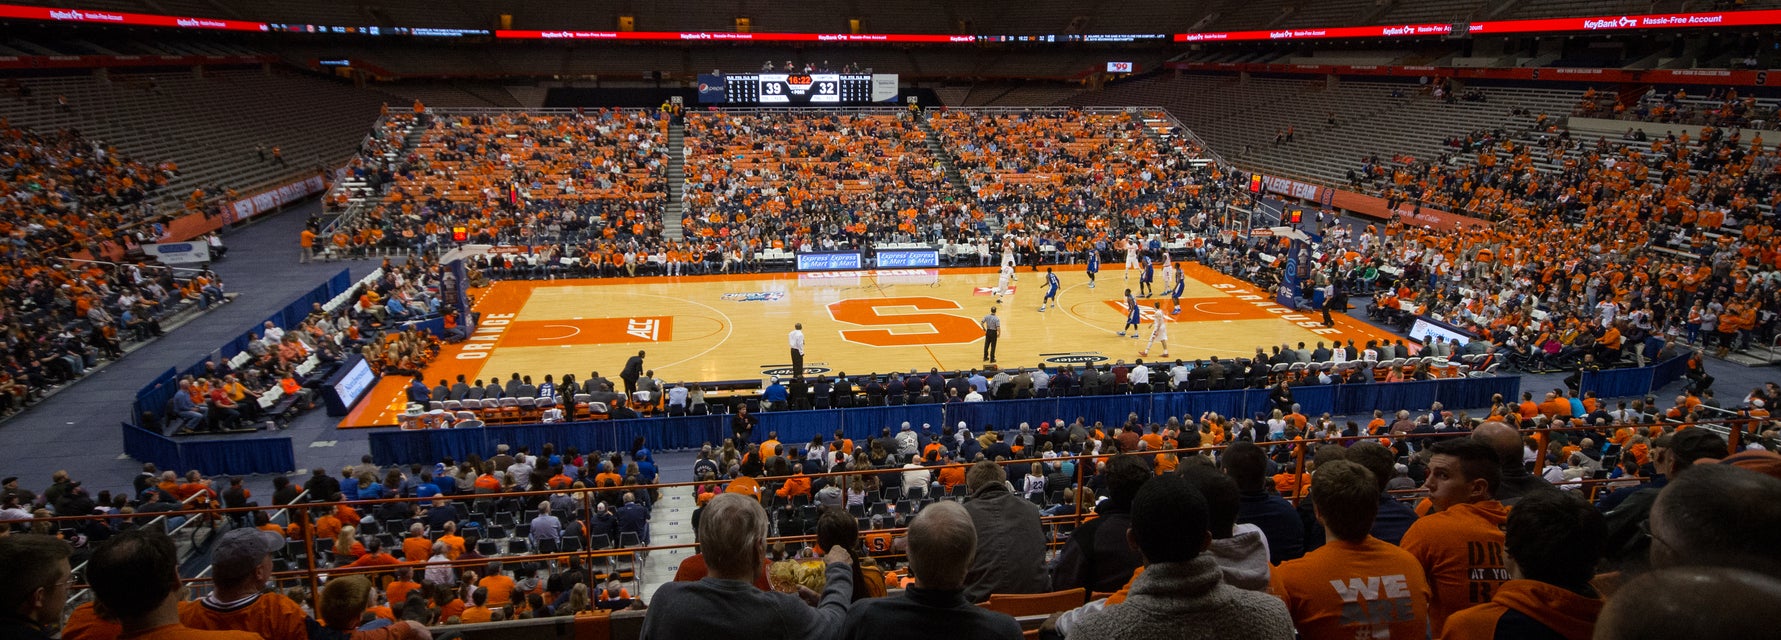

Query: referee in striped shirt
<box><xmin>982</xmin><ymin>307</ymin><xmax>1001</xmax><ymax>364</ymax></box>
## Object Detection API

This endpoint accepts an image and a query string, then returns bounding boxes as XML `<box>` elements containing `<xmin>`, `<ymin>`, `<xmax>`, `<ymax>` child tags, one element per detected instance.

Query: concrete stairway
<box><xmin>913</xmin><ymin>112</ymin><xmax>990</xmax><ymax>234</ymax></box>
<box><xmin>664</xmin><ymin>121</ymin><xmax>686</xmax><ymax>241</ymax></box>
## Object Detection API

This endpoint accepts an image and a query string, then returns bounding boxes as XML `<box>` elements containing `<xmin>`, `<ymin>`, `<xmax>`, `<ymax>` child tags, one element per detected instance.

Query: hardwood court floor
<box><xmin>338</xmin><ymin>263</ymin><xmax>1398</xmax><ymax>428</ymax></box>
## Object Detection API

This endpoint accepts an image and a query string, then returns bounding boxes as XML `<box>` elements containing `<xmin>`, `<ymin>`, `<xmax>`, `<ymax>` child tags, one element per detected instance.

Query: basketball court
<box><xmin>339</xmin><ymin>262</ymin><xmax>1398</xmax><ymax>427</ymax></box>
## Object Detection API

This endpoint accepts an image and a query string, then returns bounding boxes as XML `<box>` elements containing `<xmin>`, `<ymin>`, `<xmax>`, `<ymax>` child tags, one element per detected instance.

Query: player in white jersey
<box><xmin>1139</xmin><ymin>302</ymin><xmax>1170</xmax><ymax>358</ymax></box>
<box><xmin>994</xmin><ymin>261</ymin><xmax>1015</xmax><ymax>303</ymax></box>
<box><xmin>1001</xmin><ymin>237</ymin><xmax>1018</xmax><ymax>280</ymax></box>
<box><xmin>1123</xmin><ymin>237</ymin><xmax>1140</xmax><ymax>278</ymax></box>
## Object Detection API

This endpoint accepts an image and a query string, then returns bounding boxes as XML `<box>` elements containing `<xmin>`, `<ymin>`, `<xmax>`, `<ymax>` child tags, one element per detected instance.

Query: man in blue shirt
<box><xmin>165</xmin><ymin>381</ymin><xmax>207</xmax><ymax>433</ymax></box>
<box><xmin>1345</xmin><ymin>442</ymin><xmax>1418</xmax><ymax>545</ymax></box>
<box><xmin>407</xmin><ymin>378</ymin><xmax>430</xmax><ymax>404</ymax></box>
<box><xmin>431</xmin><ymin>463</ymin><xmax>458</xmax><ymax>495</ymax></box>
<box><xmin>1085</xmin><ymin>250</ymin><xmax>1100</xmax><ymax>289</ymax></box>
<box><xmin>385</xmin><ymin>295</ymin><xmax>409</xmax><ymax>320</ymax></box>
<box><xmin>1221</xmin><ymin>441</ymin><xmax>1304</xmax><ymax>564</ymax></box>
<box><xmin>616</xmin><ymin>492</ymin><xmax>651</xmax><ymax>545</ymax></box>
<box><xmin>762</xmin><ymin>377</ymin><xmax>788</xmax><ymax>411</ymax></box>
<box><xmin>414</xmin><ymin>473</ymin><xmax>441</xmax><ymax>499</ymax></box>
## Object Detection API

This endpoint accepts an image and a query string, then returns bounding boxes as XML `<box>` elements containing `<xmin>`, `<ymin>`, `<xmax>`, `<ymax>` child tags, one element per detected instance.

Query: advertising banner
<box><xmin>796</xmin><ymin>252</ymin><xmax>864</xmax><ymax>271</ymax></box>
<box><xmin>144</xmin><ymin>241</ymin><xmax>210</xmax><ymax>265</ymax></box>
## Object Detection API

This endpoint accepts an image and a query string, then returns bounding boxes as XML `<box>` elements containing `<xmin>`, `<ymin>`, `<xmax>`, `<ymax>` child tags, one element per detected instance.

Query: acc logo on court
<box><xmin>721</xmin><ymin>292</ymin><xmax>786</xmax><ymax>302</ymax></box>
<box><xmin>1043</xmin><ymin>352</ymin><xmax>1108</xmax><ymax>365</ymax></box>
<box><xmin>626</xmin><ymin>318</ymin><xmax>661</xmax><ymax>341</ymax></box>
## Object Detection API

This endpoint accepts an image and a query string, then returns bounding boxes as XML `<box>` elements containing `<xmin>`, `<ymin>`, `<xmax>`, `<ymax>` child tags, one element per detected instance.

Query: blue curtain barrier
<box><xmin>120</xmin><ymin>423</ymin><xmax>296</xmax><ymax>476</ymax></box>
<box><xmin>1650</xmin><ymin>354</ymin><xmax>1691</xmax><ymax>392</ymax></box>
<box><xmin>1580</xmin><ymin>366</ymin><xmax>1657</xmax><ymax>400</ymax></box>
<box><xmin>120</xmin><ymin>423</ymin><xmax>182</xmax><ymax>473</ymax></box>
<box><xmin>362</xmin><ymin>376</ymin><xmax>1525</xmax><ymax>466</ymax></box>
<box><xmin>132</xmin><ymin>368</ymin><xmax>181</xmax><ymax>428</ymax></box>
<box><xmin>180</xmin><ymin>437</ymin><xmax>297</xmax><ymax>476</ymax></box>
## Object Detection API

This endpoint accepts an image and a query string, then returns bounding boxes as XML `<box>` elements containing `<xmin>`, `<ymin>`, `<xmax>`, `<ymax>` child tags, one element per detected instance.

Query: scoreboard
<box><xmin>721</xmin><ymin>73</ymin><xmax>873</xmax><ymax>103</ymax></box>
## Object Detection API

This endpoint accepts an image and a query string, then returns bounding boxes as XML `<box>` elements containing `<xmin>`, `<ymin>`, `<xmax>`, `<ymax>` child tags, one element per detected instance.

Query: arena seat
<box><xmin>980</xmin><ymin>587</ymin><xmax>1088</xmax><ymax>617</ymax></box>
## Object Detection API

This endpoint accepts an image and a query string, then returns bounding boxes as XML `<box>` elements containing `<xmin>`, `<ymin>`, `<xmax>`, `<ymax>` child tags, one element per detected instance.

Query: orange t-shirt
<box><xmin>1270</xmin><ymin>537</ymin><xmax>1433</xmax><ymax>640</ymax></box>
<box><xmin>478</xmin><ymin>573</ymin><xmax>517</xmax><ymax>607</ymax></box>
<box><xmin>386</xmin><ymin>580</ymin><xmax>421</xmax><ymax>606</ymax></box>
<box><xmin>458</xmin><ymin>605</ymin><xmax>493</xmax><ymax>624</ymax></box>
<box><xmin>178</xmin><ymin>594</ymin><xmax>309</xmax><ymax>640</ymax></box>
<box><xmin>439</xmin><ymin>598</ymin><xmax>465</xmax><ymax>621</ymax></box>
<box><xmin>120</xmin><ymin>624</ymin><xmax>261</xmax><ymax>640</ymax></box>
<box><xmin>1439</xmin><ymin>579</ymin><xmax>1602</xmax><ymax>640</ymax></box>
<box><xmin>61</xmin><ymin>602</ymin><xmax>121</xmax><ymax>640</ymax></box>
<box><xmin>438</xmin><ymin>534</ymin><xmax>465</xmax><ymax>560</ymax></box>
<box><xmin>1400</xmin><ymin>500</ymin><xmax>1510</xmax><ymax>631</ymax></box>
<box><xmin>403</xmin><ymin>536</ymin><xmax>433</xmax><ymax>563</ymax></box>
<box><xmin>672</xmin><ymin>553</ymin><xmax>772</xmax><ymax>590</ymax></box>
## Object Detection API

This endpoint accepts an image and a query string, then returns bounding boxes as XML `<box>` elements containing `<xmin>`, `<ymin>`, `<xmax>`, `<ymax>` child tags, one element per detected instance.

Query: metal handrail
<box><xmin>61</xmin><ymin>488</ymin><xmax>213</xmax><ymax>614</ymax></box>
<box><xmin>55</xmin><ymin>256</ymin><xmax>209</xmax><ymax>278</ymax></box>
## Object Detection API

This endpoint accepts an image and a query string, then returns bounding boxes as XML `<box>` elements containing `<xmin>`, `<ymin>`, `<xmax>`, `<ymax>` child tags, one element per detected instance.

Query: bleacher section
<box><xmin>927</xmin><ymin>108</ymin><xmax>1222</xmax><ymax>236</ymax></box>
<box><xmin>1058</xmin><ymin>74</ymin><xmax>1582</xmax><ymax>187</ymax></box>
<box><xmin>350</xmin><ymin>109</ymin><xmax>669</xmax><ymax>252</ymax></box>
<box><xmin>0</xmin><ymin>69</ymin><xmax>388</xmax><ymax>198</ymax></box>
<box><xmin>680</xmin><ymin>111</ymin><xmax>959</xmax><ymax>244</ymax></box>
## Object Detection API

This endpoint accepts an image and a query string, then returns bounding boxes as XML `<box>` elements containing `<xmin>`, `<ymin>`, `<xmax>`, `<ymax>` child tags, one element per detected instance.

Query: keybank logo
<box><xmin>1583</xmin><ymin>16</ymin><xmax>1638</xmax><ymax>29</ymax></box>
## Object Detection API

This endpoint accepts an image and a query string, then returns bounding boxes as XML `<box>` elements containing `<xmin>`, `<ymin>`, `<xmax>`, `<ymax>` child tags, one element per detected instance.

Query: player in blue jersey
<box><xmin>1138</xmin><ymin>254</ymin><xmax>1155</xmax><ymax>297</ymax></box>
<box><xmin>1169</xmin><ymin>261</ymin><xmax>1186</xmax><ymax>315</ymax></box>
<box><xmin>1118</xmin><ymin>288</ymin><xmax>1141</xmax><ymax>337</ymax></box>
<box><xmin>1039</xmin><ymin>268</ymin><xmax>1061</xmax><ymax>312</ymax></box>
<box><xmin>1085</xmin><ymin>250</ymin><xmax>1100</xmax><ymax>289</ymax></box>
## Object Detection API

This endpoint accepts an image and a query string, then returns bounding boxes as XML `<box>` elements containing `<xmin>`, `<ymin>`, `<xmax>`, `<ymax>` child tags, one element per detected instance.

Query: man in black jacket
<box><xmin>621</xmin><ymin>350</ymin><xmax>645</xmax><ymax>397</ymax></box>
<box><xmin>841</xmin><ymin>501</ymin><xmax>1023</xmax><ymax>639</ymax></box>
<box><xmin>1051</xmin><ymin>455</ymin><xmax>1151</xmax><ymax>592</ymax></box>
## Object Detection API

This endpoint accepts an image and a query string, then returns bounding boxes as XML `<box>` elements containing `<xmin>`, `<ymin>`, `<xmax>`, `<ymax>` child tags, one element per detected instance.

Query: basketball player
<box><xmin>1123</xmin><ymin>236</ymin><xmax>1140</xmax><ymax>280</ymax></box>
<box><xmin>1168</xmin><ymin>261</ymin><xmax>1187</xmax><ymax>315</ymax></box>
<box><xmin>1139</xmin><ymin>302</ymin><xmax>1170</xmax><ymax>358</ymax></box>
<box><xmin>1118</xmin><ymin>288</ymin><xmax>1141</xmax><ymax>338</ymax></box>
<box><xmin>1085</xmin><ymin>249</ymin><xmax>1100</xmax><ymax>289</ymax></box>
<box><xmin>1001</xmin><ymin>237</ymin><xmax>1018</xmax><ymax>280</ymax></box>
<box><xmin>1138</xmin><ymin>253</ymin><xmax>1155</xmax><ymax>298</ymax></box>
<box><xmin>1039</xmin><ymin>268</ymin><xmax>1060</xmax><ymax>312</ymax></box>
<box><xmin>994</xmin><ymin>259</ymin><xmax>1015</xmax><ymax>304</ymax></box>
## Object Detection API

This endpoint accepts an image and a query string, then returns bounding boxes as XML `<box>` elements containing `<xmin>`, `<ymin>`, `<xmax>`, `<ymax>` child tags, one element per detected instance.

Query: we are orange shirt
<box><xmin>1270</xmin><ymin>537</ymin><xmax>1432</xmax><ymax>640</ymax></box>
<box><xmin>1400</xmin><ymin>500</ymin><xmax>1510</xmax><ymax>631</ymax></box>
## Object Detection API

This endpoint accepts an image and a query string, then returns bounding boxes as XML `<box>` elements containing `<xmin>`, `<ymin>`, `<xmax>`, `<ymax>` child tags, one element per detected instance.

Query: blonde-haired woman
<box><xmin>560</xmin><ymin>583</ymin><xmax>592</xmax><ymax>616</ymax></box>
<box><xmin>332</xmin><ymin>525</ymin><xmax>363</xmax><ymax>564</ymax></box>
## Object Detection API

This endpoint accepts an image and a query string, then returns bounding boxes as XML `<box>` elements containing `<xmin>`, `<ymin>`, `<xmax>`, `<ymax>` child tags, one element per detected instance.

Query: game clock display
<box><xmin>724</xmin><ymin>73</ymin><xmax>873</xmax><ymax>103</ymax></box>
